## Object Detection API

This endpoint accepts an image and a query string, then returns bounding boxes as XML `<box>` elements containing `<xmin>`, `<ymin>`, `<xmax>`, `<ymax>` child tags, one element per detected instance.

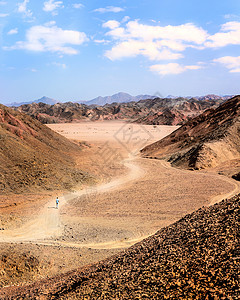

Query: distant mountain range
<box><xmin>82</xmin><ymin>92</ymin><xmax>155</xmax><ymax>106</ymax></box>
<box><xmin>5</xmin><ymin>93</ymin><xmax>234</xmax><ymax>107</ymax></box>
<box><xmin>15</xmin><ymin>96</ymin><xmax>234</xmax><ymax>125</ymax></box>
<box><xmin>7</xmin><ymin>96</ymin><xmax>59</xmax><ymax>107</ymax></box>
<box><xmin>7</xmin><ymin>93</ymin><xmax>155</xmax><ymax>107</ymax></box>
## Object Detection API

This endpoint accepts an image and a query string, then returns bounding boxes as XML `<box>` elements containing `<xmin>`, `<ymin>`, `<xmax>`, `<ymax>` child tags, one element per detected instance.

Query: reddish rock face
<box><xmin>0</xmin><ymin>109</ymin><xmax>38</xmax><ymax>139</ymax></box>
<box><xmin>141</xmin><ymin>96</ymin><xmax>240</xmax><ymax>170</ymax></box>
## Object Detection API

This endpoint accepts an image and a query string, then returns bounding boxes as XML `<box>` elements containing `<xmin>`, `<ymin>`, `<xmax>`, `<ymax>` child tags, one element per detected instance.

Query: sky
<box><xmin>0</xmin><ymin>0</ymin><xmax>240</xmax><ymax>103</ymax></box>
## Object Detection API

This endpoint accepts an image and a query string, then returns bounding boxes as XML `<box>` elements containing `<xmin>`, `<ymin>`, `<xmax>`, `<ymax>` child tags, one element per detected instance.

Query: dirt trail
<box><xmin>159</xmin><ymin>160</ymin><xmax>240</xmax><ymax>207</ymax></box>
<box><xmin>40</xmin><ymin>235</ymin><xmax>151</xmax><ymax>250</ymax></box>
<box><xmin>1</xmin><ymin>155</ymin><xmax>238</xmax><ymax>250</ymax></box>
<box><xmin>0</xmin><ymin>156</ymin><xmax>143</xmax><ymax>244</ymax></box>
<box><xmin>209</xmin><ymin>175</ymin><xmax>240</xmax><ymax>205</ymax></box>
<box><xmin>51</xmin><ymin>161</ymin><xmax>239</xmax><ymax>251</ymax></box>
<box><xmin>0</xmin><ymin>122</ymin><xmax>239</xmax><ymax>250</ymax></box>
<box><xmin>0</xmin><ymin>198</ymin><xmax>62</xmax><ymax>242</ymax></box>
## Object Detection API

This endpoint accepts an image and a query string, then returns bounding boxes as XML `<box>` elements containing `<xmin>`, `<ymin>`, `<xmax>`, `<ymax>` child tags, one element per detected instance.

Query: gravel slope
<box><xmin>1</xmin><ymin>193</ymin><xmax>239</xmax><ymax>299</ymax></box>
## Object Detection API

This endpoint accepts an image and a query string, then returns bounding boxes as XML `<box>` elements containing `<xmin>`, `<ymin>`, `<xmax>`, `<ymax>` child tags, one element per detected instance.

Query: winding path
<box><xmin>159</xmin><ymin>160</ymin><xmax>240</xmax><ymax>207</ymax></box>
<box><xmin>0</xmin><ymin>155</ymin><xmax>143</xmax><ymax>244</ymax></box>
<box><xmin>0</xmin><ymin>153</ymin><xmax>239</xmax><ymax>250</ymax></box>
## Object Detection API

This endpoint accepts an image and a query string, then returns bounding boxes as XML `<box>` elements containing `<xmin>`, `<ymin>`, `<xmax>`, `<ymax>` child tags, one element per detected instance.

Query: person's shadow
<box><xmin>48</xmin><ymin>206</ymin><xmax>57</xmax><ymax>209</ymax></box>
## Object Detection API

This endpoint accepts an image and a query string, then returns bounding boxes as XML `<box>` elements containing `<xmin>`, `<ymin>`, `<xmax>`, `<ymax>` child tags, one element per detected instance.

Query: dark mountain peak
<box><xmin>35</xmin><ymin>96</ymin><xmax>59</xmax><ymax>105</ymax></box>
<box><xmin>6</xmin><ymin>96</ymin><xmax>59</xmax><ymax>107</ymax></box>
<box><xmin>83</xmin><ymin>92</ymin><xmax>155</xmax><ymax>106</ymax></box>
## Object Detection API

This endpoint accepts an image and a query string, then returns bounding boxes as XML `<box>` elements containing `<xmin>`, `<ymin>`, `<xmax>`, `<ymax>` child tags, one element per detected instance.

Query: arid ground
<box><xmin>0</xmin><ymin>121</ymin><xmax>239</xmax><ymax>287</ymax></box>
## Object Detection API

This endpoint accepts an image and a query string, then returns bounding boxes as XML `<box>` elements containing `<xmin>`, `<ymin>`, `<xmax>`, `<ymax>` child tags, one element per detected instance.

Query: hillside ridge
<box><xmin>0</xmin><ymin>104</ymin><xmax>89</xmax><ymax>193</ymax></box>
<box><xmin>141</xmin><ymin>96</ymin><xmax>240</xmax><ymax>172</ymax></box>
<box><xmin>15</xmin><ymin>96</ymin><xmax>230</xmax><ymax>125</ymax></box>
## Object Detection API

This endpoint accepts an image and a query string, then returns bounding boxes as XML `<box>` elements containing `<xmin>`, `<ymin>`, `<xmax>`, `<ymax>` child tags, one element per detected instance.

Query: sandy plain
<box><xmin>0</xmin><ymin>120</ymin><xmax>239</xmax><ymax>287</ymax></box>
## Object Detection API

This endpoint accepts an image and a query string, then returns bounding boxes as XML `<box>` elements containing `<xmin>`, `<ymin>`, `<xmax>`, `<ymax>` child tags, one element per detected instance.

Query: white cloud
<box><xmin>150</xmin><ymin>63</ymin><xmax>184</xmax><ymax>75</ymax></box>
<box><xmin>73</xmin><ymin>3</ymin><xmax>84</xmax><ymax>9</ymax></box>
<box><xmin>94</xmin><ymin>39</ymin><xmax>110</xmax><ymax>44</ymax></box>
<box><xmin>150</xmin><ymin>63</ymin><xmax>202</xmax><ymax>75</ymax></box>
<box><xmin>0</xmin><ymin>1</ymin><xmax>7</xmax><ymax>5</ymax></box>
<box><xmin>214</xmin><ymin>56</ymin><xmax>240</xmax><ymax>73</ymax></box>
<box><xmin>122</xmin><ymin>16</ymin><xmax>130</xmax><ymax>23</ymax></box>
<box><xmin>17</xmin><ymin>0</ymin><xmax>32</xmax><ymax>17</ymax></box>
<box><xmin>103</xmin><ymin>20</ymin><xmax>120</xmax><ymax>30</ymax></box>
<box><xmin>94</xmin><ymin>6</ymin><xmax>124</xmax><ymax>13</ymax></box>
<box><xmin>104</xmin><ymin>20</ymin><xmax>208</xmax><ymax>61</ymax></box>
<box><xmin>206</xmin><ymin>22</ymin><xmax>240</xmax><ymax>48</ymax></box>
<box><xmin>224</xmin><ymin>14</ymin><xmax>240</xmax><ymax>20</ymax></box>
<box><xmin>44</xmin><ymin>20</ymin><xmax>56</xmax><ymax>26</ymax></box>
<box><xmin>52</xmin><ymin>62</ymin><xmax>66</xmax><ymax>69</ymax></box>
<box><xmin>43</xmin><ymin>0</ymin><xmax>63</xmax><ymax>14</ymax></box>
<box><xmin>0</xmin><ymin>13</ymin><xmax>8</xmax><ymax>17</ymax></box>
<box><xmin>105</xmin><ymin>40</ymin><xmax>183</xmax><ymax>61</ymax></box>
<box><xmin>17</xmin><ymin>0</ymin><xmax>27</xmax><ymax>12</ymax></box>
<box><xmin>101</xmin><ymin>19</ymin><xmax>240</xmax><ymax>73</ymax></box>
<box><xmin>6</xmin><ymin>24</ymin><xmax>88</xmax><ymax>55</ymax></box>
<box><xmin>106</xmin><ymin>21</ymin><xmax>208</xmax><ymax>43</ymax></box>
<box><xmin>8</xmin><ymin>28</ymin><xmax>18</xmax><ymax>35</ymax></box>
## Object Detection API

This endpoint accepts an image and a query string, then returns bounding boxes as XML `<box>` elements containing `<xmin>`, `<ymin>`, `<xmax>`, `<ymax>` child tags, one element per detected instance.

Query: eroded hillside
<box><xmin>0</xmin><ymin>104</ymin><xmax>89</xmax><ymax>193</ymax></box>
<box><xmin>16</xmin><ymin>97</ymin><xmax>227</xmax><ymax>125</ymax></box>
<box><xmin>141</xmin><ymin>96</ymin><xmax>240</xmax><ymax>171</ymax></box>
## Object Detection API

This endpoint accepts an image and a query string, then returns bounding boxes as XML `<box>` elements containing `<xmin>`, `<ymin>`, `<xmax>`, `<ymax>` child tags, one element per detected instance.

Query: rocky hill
<box><xmin>15</xmin><ymin>97</ymin><xmax>227</xmax><ymax>125</ymax></box>
<box><xmin>133</xmin><ymin>97</ymin><xmax>224</xmax><ymax>125</ymax></box>
<box><xmin>133</xmin><ymin>108</ymin><xmax>189</xmax><ymax>125</ymax></box>
<box><xmin>1</xmin><ymin>193</ymin><xmax>239</xmax><ymax>299</ymax></box>
<box><xmin>7</xmin><ymin>96</ymin><xmax>60</xmax><ymax>107</ymax></box>
<box><xmin>82</xmin><ymin>92</ymin><xmax>155</xmax><ymax>106</ymax></box>
<box><xmin>196</xmin><ymin>94</ymin><xmax>233</xmax><ymax>101</ymax></box>
<box><xmin>0</xmin><ymin>104</ymin><xmax>89</xmax><ymax>194</ymax></box>
<box><xmin>141</xmin><ymin>96</ymin><xmax>240</xmax><ymax>171</ymax></box>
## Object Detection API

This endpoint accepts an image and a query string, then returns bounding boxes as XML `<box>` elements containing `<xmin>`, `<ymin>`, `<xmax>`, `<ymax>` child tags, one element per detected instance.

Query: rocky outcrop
<box><xmin>133</xmin><ymin>108</ymin><xmax>189</xmax><ymax>125</ymax></box>
<box><xmin>141</xmin><ymin>96</ymin><xmax>240</xmax><ymax>170</ymax></box>
<box><xmin>1</xmin><ymin>193</ymin><xmax>239</xmax><ymax>299</ymax></box>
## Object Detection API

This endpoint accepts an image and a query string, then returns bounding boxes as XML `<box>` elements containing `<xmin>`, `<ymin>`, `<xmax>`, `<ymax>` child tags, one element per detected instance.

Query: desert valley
<box><xmin>1</xmin><ymin>0</ymin><xmax>240</xmax><ymax>298</ymax></box>
<box><xmin>0</xmin><ymin>95</ymin><xmax>239</xmax><ymax>299</ymax></box>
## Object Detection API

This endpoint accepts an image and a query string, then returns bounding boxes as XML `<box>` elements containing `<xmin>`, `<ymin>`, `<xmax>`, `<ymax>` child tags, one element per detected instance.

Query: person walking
<box><xmin>56</xmin><ymin>197</ymin><xmax>59</xmax><ymax>209</ymax></box>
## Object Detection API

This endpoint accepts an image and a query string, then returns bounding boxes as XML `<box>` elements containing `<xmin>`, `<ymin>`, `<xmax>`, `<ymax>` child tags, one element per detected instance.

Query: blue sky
<box><xmin>0</xmin><ymin>0</ymin><xmax>240</xmax><ymax>103</ymax></box>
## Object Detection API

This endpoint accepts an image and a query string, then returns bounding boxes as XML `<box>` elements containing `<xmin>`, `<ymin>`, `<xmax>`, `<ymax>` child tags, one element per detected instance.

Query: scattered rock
<box><xmin>1</xmin><ymin>193</ymin><xmax>239</xmax><ymax>299</ymax></box>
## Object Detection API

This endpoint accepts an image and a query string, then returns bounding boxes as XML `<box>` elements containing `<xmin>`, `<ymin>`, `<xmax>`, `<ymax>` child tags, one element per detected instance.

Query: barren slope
<box><xmin>1</xmin><ymin>193</ymin><xmax>239</xmax><ymax>299</ymax></box>
<box><xmin>141</xmin><ymin>96</ymin><xmax>240</xmax><ymax>171</ymax></box>
<box><xmin>0</xmin><ymin>104</ymin><xmax>89</xmax><ymax>194</ymax></box>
